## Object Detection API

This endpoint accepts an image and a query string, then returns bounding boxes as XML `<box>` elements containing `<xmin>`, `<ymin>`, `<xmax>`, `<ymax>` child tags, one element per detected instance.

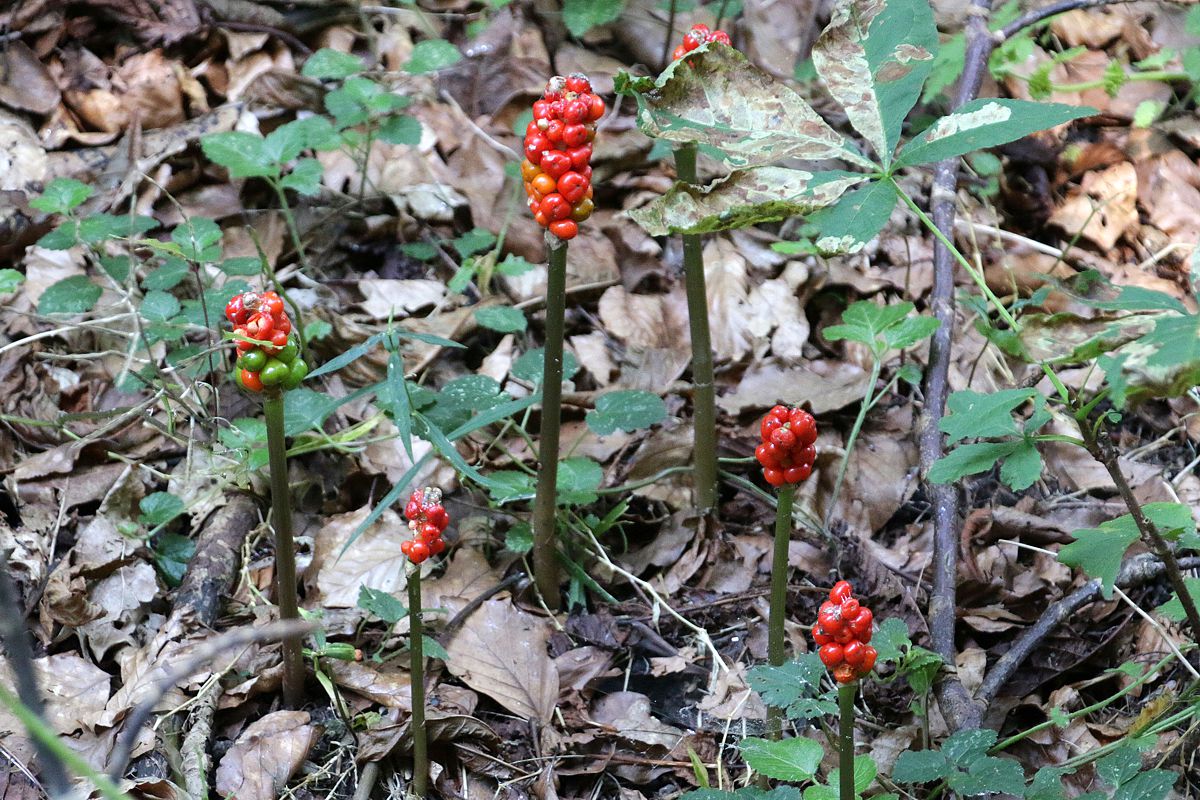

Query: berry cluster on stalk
<box><xmin>226</xmin><ymin>291</ymin><xmax>308</xmax><ymax>392</ymax></box>
<box><xmin>814</xmin><ymin>581</ymin><xmax>877</xmax><ymax>684</ymax></box>
<box><xmin>755</xmin><ymin>405</ymin><xmax>817</xmax><ymax>486</ymax></box>
<box><xmin>672</xmin><ymin>23</ymin><xmax>732</xmax><ymax>62</ymax></box>
<box><xmin>401</xmin><ymin>487</ymin><xmax>449</xmax><ymax>564</ymax></box>
<box><xmin>521</xmin><ymin>74</ymin><xmax>603</xmax><ymax>241</ymax></box>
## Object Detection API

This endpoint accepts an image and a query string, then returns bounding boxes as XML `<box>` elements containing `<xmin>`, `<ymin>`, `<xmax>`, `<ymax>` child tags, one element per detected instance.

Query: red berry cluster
<box><xmin>813</xmin><ymin>581</ymin><xmax>877</xmax><ymax>684</ymax></box>
<box><xmin>672</xmin><ymin>23</ymin><xmax>732</xmax><ymax>61</ymax></box>
<box><xmin>401</xmin><ymin>487</ymin><xmax>449</xmax><ymax>564</ymax></box>
<box><xmin>521</xmin><ymin>74</ymin><xmax>603</xmax><ymax>241</ymax></box>
<box><xmin>225</xmin><ymin>291</ymin><xmax>308</xmax><ymax>393</ymax></box>
<box><xmin>755</xmin><ymin>405</ymin><xmax>817</xmax><ymax>487</ymax></box>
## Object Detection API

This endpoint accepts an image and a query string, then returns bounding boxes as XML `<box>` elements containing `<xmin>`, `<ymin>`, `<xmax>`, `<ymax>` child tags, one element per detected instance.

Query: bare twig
<box><xmin>0</xmin><ymin>550</ymin><xmax>71</xmax><ymax>798</ymax></box>
<box><xmin>996</xmin><ymin>0</ymin><xmax>1141</xmax><ymax>42</ymax></box>
<box><xmin>108</xmin><ymin>619</ymin><xmax>315</xmax><ymax>781</ymax></box>
<box><xmin>977</xmin><ymin>554</ymin><xmax>1200</xmax><ymax>704</ymax></box>
<box><xmin>920</xmin><ymin>0</ymin><xmax>994</xmax><ymax>733</ymax></box>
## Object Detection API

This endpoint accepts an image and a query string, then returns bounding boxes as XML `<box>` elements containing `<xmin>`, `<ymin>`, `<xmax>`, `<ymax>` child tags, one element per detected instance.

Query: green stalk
<box><xmin>674</xmin><ymin>143</ymin><xmax>719</xmax><ymax>513</ymax></box>
<box><xmin>264</xmin><ymin>388</ymin><xmax>305</xmax><ymax>707</ymax></box>
<box><xmin>824</xmin><ymin>358</ymin><xmax>880</xmax><ymax>531</ymax></box>
<box><xmin>765</xmin><ymin>484</ymin><xmax>795</xmax><ymax>739</ymax></box>
<box><xmin>408</xmin><ymin>571</ymin><xmax>429</xmax><ymax>798</ymax></box>
<box><xmin>838</xmin><ymin>682</ymin><xmax>857</xmax><ymax>800</ymax></box>
<box><xmin>532</xmin><ymin>239</ymin><xmax>568</xmax><ymax>611</ymax></box>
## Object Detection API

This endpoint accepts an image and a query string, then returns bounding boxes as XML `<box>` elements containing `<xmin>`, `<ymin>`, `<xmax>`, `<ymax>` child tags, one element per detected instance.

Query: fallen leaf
<box><xmin>590</xmin><ymin>691</ymin><xmax>685</xmax><ymax>748</ymax></box>
<box><xmin>307</xmin><ymin>505</ymin><xmax>409</xmax><ymax>608</ymax></box>
<box><xmin>214</xmin><ymin>711</ymin><xmax>320</xmax><ymax>800</ymax></box>
<box><xmin>1049</xmin><ymin>162</ymin><xmax>1138</xmax><ymax>250</ymax></box>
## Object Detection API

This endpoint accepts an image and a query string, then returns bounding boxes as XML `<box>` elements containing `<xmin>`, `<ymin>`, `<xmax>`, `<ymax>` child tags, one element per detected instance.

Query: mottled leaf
<box><xmin>615</xmin><ymin>47</ymin><xmax>874</xmax><ymax>169</ymax></box>
<box><xmin>806</xmin><ymin>178</ymin><xmax>898</xmax><ymax>254</ymax></box>
<box><xmin>629</xmin><ymin>168</ymin><xmax>863</xmax><ymax>235</ymax></box>
<box><xmin>811</xmin><ymin>0</ymin><xmax>937</xmax><ymax>164</ymax></box>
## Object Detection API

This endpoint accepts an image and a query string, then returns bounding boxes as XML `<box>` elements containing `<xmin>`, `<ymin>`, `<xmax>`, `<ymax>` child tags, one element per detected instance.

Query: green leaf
<box><xmin>200</xmin><ymin>132</ymin><xmax>277</xmax><ymax>178</ymax></box>
<box><xmin>740</xmin><ymin>737</ymin><xmax>825</xmax><ymax>782</ymax></box>
<box><xmin>806</xmin><ymin>179</ymin><xmax>899</xmax><ymax>255</ymax></box>
<box><xmin>512</xmin><ymin>347</ymin><xmax>581</xmax><ymax>385</ymax></box>
<box><xmin>896</xmin><ymin>99</ymin><xmax>1095</xmax><ymax>167</ymax></box>
<box><xmin>264</xmin><ymin>119</ymin><xmax>317</xmax><ymax>164</ymax></box>
<box><xmin>943</xmin><ymin>729</ymin><xmax>997</xmax><ymax>765</ymax></box>
<box><xmin>302</xmin><ymin>48</ymin><xmax>365</xmax><ymax>79</ymax></box>
<box><xmin>38</xmin><ymin>275</ymin><xmax>101</xmax><ymax>315</ymax></box>
<box><xmin>892</xmin><ymin>750</ymin><xmax>950</xmax><ymax>784</ymax></box>
<box><xmin>1112</xmin><ymin>770</ymin><xmax>1176</xmax><ymax>800</ymax></box>
<box><xmin>614</xmin><ymin>46</ymin><xmax>872</xmax><ymax>170</ymax></box>
<box><xmin>0</xmin><ymin>269</ymin><xmax>25</xmax><ymax>294</ymax></box>
<box><xmin>505</xmin><ymin>522</ymin><xmax>534</xmax><ymax>553</ymax></box>
<box><xmin>929</xmin><ymin>440</ymin><xmax>1021</xmax><ymax>484</ymax></box>
<box><xmin>357</xmin><ymin>585</ymin><xmax>406</xmax><ymax>624</ymax></box>
<box><xmin>405</xmin><ymin>40</ymin><xmax>461</xmax><ymax>74</ymax></box>
<box><xmin>140</xmin><ymin>290</ymin><xmax>181</xmax><ymax>322</ymax></box>
<box><xmin>629</xmin><ymin>168</ymin><xmax>863</xmax><ymax>236</ymax></box>
<box><xmin>220</xmin><ymin>256</ymin><xmax>262</xmax><ymax>276</ymax></box>
<box><xmin>1155</xmin><ymin>577</ymin><xmax>1200</xmax><ymax>623</ymax></box>
<box><xmin>811</xmin><ymin>0</ymin><xmax>938</xmax><ymax>164</ymax></box>
<box><xmin>279</xmin><ymin>158</ymin><xmax>324</xmax><ymax>196</ymax></box>
<box><xmin>497</xmin><ymin>254</ymin><xmax>536</xmax><ymax>277</ymax></box>
<box><xmin>78</xmin><ymin>213</ymin><xmax>157</xmax><ymax>244</ymax></box>
<box><xmin>32</xmin><ymin>178</ymin><xmax>93</xmax><ymax>214</ymax></box>
<box><xmin>153</xmin><ymin>533</ymin><xmax>194</xmax><ymax>587</ymax></box>
<box><xmin>283</xmin><ymin>388</ymin><xmax>337</xmax><ymax>435</ymax></box>
<box><xmin>143</xmin><ymin>259</ymin><xmax>189</xmax><ymax>290</ymax></box>
<box><xmin>36</xmin><ymin>223</ymin><xmax>79</xmax><ymax>250</ymax></box>
<box><xmin>453</xmin><ymin>228</ymin><xmax>496</xmax><ymax>259</ymax></box>
<box><xmin>1058</xmin><ymin>515</ymin><xmax>1141</xmax><ymax>599</ymax></box>
<box><xmin>996</xmin><ymin>438</ymin><xmax>1043</xmax><ymax>491</ymax></box>
<box><xmin>557</xmin><ymin>457</ymin><xmax>603</xmax><ymax>505</ymax></box>
<box><xmin>563</xmin><ymin>0</ymin><xmax>626</xmax><ymax>36</ymax></box>
<box><xmin>305</xmin><ymin>319</ymin><xmax>333</xmax><ymax>341</ymax></box>
<box><xmin>171</xmin><ymin>217</ymin><xmax>222</xmax><ymax>261</ymax></box>
<box><xmin>378</xmin><ymin>114</ymin><xmax>422</xmax><ymax>145</ymax></box>
<box><xmin>827</xmin><ymin>755</ymin><xmax>878</xmax><ymax>796</ymax></box>
<box><xmin>871</xmin><ymin>617</ymin><xmax>911</xmax><ymax>664</ymax></box>
<box><xmin>474</xmin><ymin>306</ymin><xmax>526</xmax><ymax>333</ymax></box>
<box><xmin>746</xmin><ymin>654</ymin><xmax>836</xmax><ymax>721</ymax></box>
<box><xmin>940</xmin><ymin>388</ymin><xmax>1036</xmax><ymax>443</ymax></box>
<box><xmin>1027</xmin><ymin>767</ymin><xmax>1071</xmax><ymax>800</ymax></box>
<box><xmin>384</xmin><ymin>351</ymin><xmax>414</xmax><ymax>460</ymax></box>
<box><xmin>949</xmin><ymin>755</ymin><xmax>1026</xmax><ymax>796</ymax></box>
<box><xmin>140</xmin><ymin>492</ymin><xmax>185</xmax><ymax>526</ymax></box>
<box><xmin>825</xmin><ymin>300</ymin><xmax>919</xmax><ymax>354</ymax></box>
<box><xmin>586</xmin><ymin>390</ymin><xmax>667</xmax><ymax>435</ymax></box>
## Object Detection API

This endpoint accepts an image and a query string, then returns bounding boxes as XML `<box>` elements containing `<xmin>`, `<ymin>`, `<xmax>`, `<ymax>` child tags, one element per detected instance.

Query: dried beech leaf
<box><xmin>215</xmin><ymin>711</ymin><xmax>320</xmax><ymax>800</ymax></box>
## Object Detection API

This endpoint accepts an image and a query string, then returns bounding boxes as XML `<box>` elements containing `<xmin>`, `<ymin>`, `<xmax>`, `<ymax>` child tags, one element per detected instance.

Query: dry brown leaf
<box><xmin>444</xmin><ymin>598</ymin><xmax>558</xmax><ymax>723</ymax></box>
<box><xmin>0</xmin><ymin>41</ymin><xmax>59</xmax><ymax>114</ymax></box>
<box><xmin>590</xmin><ymin>691</ymin><xmax>685</xmax><ymax>748</ymax></box>
<box><xmin>306</xmin><ymin>505</ymin><xmax>409</xmax><ymax>608</ymax></box>
<box><xmin>717</xmin><ymin>359</ymin><xmax>872</xmax><ymax>415</ymax></box>
<box><xmin>1137</xmin><ymin>149</ymin><xmax>1200</xmax><ymax>244</ymax></box>
<box><xmin>703</xmin><ymin>238</ymin><xmax>756</xmax><ymax>361</ymax></box>
<box><xmin>327</xmin><ymin>660</ymin><xmax>412</xmax><ymax>710</ymax></box>
<box><xmin>214</xmin><ymin>711</ymin><xmax>320</xmax><ymax>800</ymax></box>
<box><xmin>78</xmin><ymin>562</ymin><xmax>159</xmax><ymax>660</ymax></box>
<box><xmin>357</xmin><ymin>279</ymin><xmax>447</xmax><ymax>320</ymax></box>
<box><xmin>1049</xmin><ymin>162</ymin><xmax>1138</xmax><ymax>250</ymax></box>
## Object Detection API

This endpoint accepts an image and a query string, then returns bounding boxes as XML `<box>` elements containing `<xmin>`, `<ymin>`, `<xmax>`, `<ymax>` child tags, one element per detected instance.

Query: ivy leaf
<box><xmin>895</xmin><ymin>99</ymin><xmax>1095</xmax><ymax>167</ymax></box>
<box><xmin>152</xmin><ymin>533</ymin><xmax>194</xmax><ymax>588</ymax></box>
<box><xmin>405</xmin><ymin>40</ymin><xmax>461</xmax><ymax>74</ymax></box>
<box><xmin>474</xmin><ymin>306</ymin><xmax>526</xmax><ymax>333</ymax></box>
<box><xmin>629</xmin><ymin>168</ymin><xmax>862</xmax><ymax>235</ymax></box>
<box><xmin>38</xmin><ymin>275</ymin><xmax>102</xmax><ymax>315</ymax></box>
<box><xmin>302</xmin><ymin>48</ymin><xmax>364</xmax><ymax>80</ymax></box>
<box><xmin>811</xmin><ymin>0</ymin><xmax>937</xmax><ymax>164</ymax></box>
<box><xmin>512</xmin><ymin>347</ymin><xmax>581</xmax><ymax>385</ymax></box>
<box><xmin>928</xmin><ymin>440</ymin><xmax>1021</xmax><ymax>484</ymax></box>
<box><xmin>740</xmin><ymin>737</ymin><xmax>824</xmax><ymax>782</ymax></box>
<box><xmin>586</xmin><ymin>390</ymin><xmax>667</xmax><ymax>435</ymax></box>
<box><xmin>562</xmin><ymin>0</ymin><xmax>626</xmax><ymax>36</ymax></box>
<box><xmin>614</xmin><ymin>46</ymin><xmax>873</xmax><ymax>170</ymax></box>
<box><xmin>201</xmin><ymin>132</ymin><xmax>278</xmax><ymax>178</ymax></box>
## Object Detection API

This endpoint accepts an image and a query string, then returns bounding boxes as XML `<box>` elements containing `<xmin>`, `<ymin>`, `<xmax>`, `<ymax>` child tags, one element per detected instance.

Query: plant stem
<box><xmin>661</xmin><ymin>0</ymin><xmax>678</xmax><ymax>70</ymax></box>
<box><xmin>766</xmin><ymin>484</ymin><xmax>795</xmax><ymax>740</ymax></box>
<box><xmin>838</xmin><ymin>682</ymin><xmax>857</xmax><ymax>800</ymax></box>
<box><xmin>272</xmin><ymin>181</ymin><xmax>313</xmax><ymax>275</ymax></box>
<box><xmin>408</xmin><ymin>570</ymin><xmax>429</xmax><ymax>798</ymax></box>
<box><xmin>264</xmin><ymin>388</ymin><xmax>305</xmax><ymax>707</ymax></box>
<box><xmin>825</xmin><ymin>358</ymin><xmax>881</xmax><ymax>531</ymax></box>
<box><xmin>1079</xmin><ymin>415</ymin><xmax>1200</xmax><ymax>641</ymax></box>
<box><xmin>674</xmin><ymin>143</ymin><xmax>720</xmax><ymax>514</ymax></box>
<box><xmin>533</xmin><ymin>239</ymin><xmax>568</xmax><ymax>611</ymax></box>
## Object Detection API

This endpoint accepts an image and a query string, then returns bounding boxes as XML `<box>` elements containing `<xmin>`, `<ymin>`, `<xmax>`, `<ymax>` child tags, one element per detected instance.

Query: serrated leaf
<box><xmin>171</xmin><ymin>217</ymin><xmax>222</xmax><ymax>261</ymax></box>
<box><xmin>562</xmin><ymin>0</ymin><xmax>625</xmax><ymax>36</ymax></box>
<box><xmin>32</xmin><ymin>177</ymin><xmax>93</xmax><ymax>214</ymax></box>
<box><xmin>143</xmin><ymin>259</ymin><xmax>189</xmax><ymax>290</ymax></box>
<box><xmin>474</xmin><ymin>306</ymin><xmax>526</xmax><ymax>333</ymax></box>
<box><xmin>1156</xmin><ymin>577</ymin><xmax>1200</xmax><ymax>623</ymax></box>
<box><xmin>825</xmin><ymin>300</ymin><xmax>914</xmax><ymax>350</ymax></box>
<box><xmin>586</xmin><ymin>390</ymin><xmax>667</xmax><ymax>435</ymax></box>
<box><xmin>940</xmin><ymin>388</ymin><xmax>1037</xmax><ymax>443</ymax></box>
<box><xmin>943</xmin><ymin>729</ymin><xmax>997</xmax><ymax>766</ymax></box>
<box><xmin>807</xmin><ymin>179</ymin><xmax>898</xmax><ymax>255</ymax></box>
<box><xmin>221</xmin><ymin>257</ymin><xmax>262</xmax><ymax>276</ymax></box>
<box><xmin>379</xmin><ymin>114</ymin><xmax>422</xmax><ymax>145</ymax></box>
<box><xmin>405</xmin><ymin>39</ymin><xmax>461</xmax><ymax>74</ymax></box>
<box><xmin>827</xmin><ymin>755</ymin><xmax>878</xmax><ymax>796</ymax></box>
<box><xmin>892</xmin><ymin>750</ymin><xmax>949</xmax><ymax>783</ymax></box>
<box><xmin>615</xmin><ymin>46</ymin><xmax>872</xmax><ymax>170</ymax></box>
<box><xmin>200</xmin><ymin>131</ymin><xmax>277</xmax><ymax>178</ymax></box>
<box><xmin>1027</xmin><ymin>767</ymin><xmax>1071</xmax><ymax>800</ymax></box>
<box><xmin>139</xmin><ymin>492</ymin><xmax>185</xmax><ymax>526</ymax></box>
<box><xmin>302</xmin><ymin>48</ymin><xmax>364</xmax><ymax>79</ymax></box>
<box><xmin>0</xmin><ymin>269</ymin><xmax>24</xmax><ymax>294</ymax></box>
<box><xmin>357</xmin><ymin>585</ymin><xmax>406</xmax><ymax>624</ymax></box>
<box><xmin>871</xmin><ymin>617</ymin><xmax>911</xmax><ymax>664</ymax></box>
<box><xmin>1112</xmin><ymin>769</ymin><xmax>1176</xmax><ymax>800</ymax></box>
<box><xmin>811</xmin><ymin>0</ymin><xmax>937</xmax><ymax>164</ymax></box>
<box><xmin>453</xmin><ymin>228</ymin><xmax>496</xmax><ymax>259</ymax></box>
<box><xmin>740</xmin><ymin>737</ymin><xmax>824</xmax><ymax>782</ymax></box>
<box><xmin>140</xmin><ymin>290</ymin><xmax>181</xmax><ymax>322</ymax></box>
<box><xmin>557</xmin><ymin>458</ymin><xmax>603</xmax><ymax>505</ymax></box>
<box><xmin>629</xmin><ymin>167</ymin><xmax>862</xmax><ymax>235</ymax></box>
<box><xmin>38</xmin><ymin>275</ymin><xmax>102</xmax><ymax>315</ymax></box>
<box><xmin>78</xmin><ymin>213</ymin><xmax>157</xmax><ymax>244</ymax></box>
<box><xmin>896</xmin><ymin>99</ymin><xmax>1095</xmax><ymax>167</ymax></box>
<box><xmin>280</xmin><ymin>158</ymin><xmax>324</xmax><ymax>196</ymax></box>
<box><xmin>996</xmin><ymin>438</ymin><xmax>1043</xmax><ymax>490</ymax></box>
<box><xmin>949</xmin><ymin>755</ymin><xmax>1026</xmax><ymax>796</ymax></box>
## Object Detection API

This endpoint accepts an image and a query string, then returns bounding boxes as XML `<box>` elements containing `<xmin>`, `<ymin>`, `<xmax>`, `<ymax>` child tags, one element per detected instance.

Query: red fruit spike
<box><xmin>818</xmin><ymin>607</ymin><xmax>843</xmax><ymax>632</ymax></box>
<box><xmin>544</xmin><ymin>119</ymin><xmax>565</xmax><ymax>143</ymax></box>
<box><xmin>771</xmin><ymin>427</ymin><xmax>797</xmax><ymax>448</ymax></box>
<box><xmin>818</xmin><ymin>643</ymin><xmax>843</xmax><ymax>668</ymax></box>
<box><xmin>225</xmin><ymin>296</ymin><xmax>243</xmax><ymax>324</ymax></box>
<box><xmin>783</xmin><ymin>467</ymin><xmax>803</xmax><ymax>484</ymax></box>
<box><xmin>409</xmin><ymin>541</ymin><xmax>430</xmax><ymax>563</ymax></box>
<box><xmin>430</xmin><ymin>537</ymin><xmax>446</xmax><ymax>555</ymax></box>
<box><xmin>549</xmin><ymin>219</ymin><xmax>578</xmax><ymax>240</ymax></box>
<box><xmin>565</xmin><ymin>74</ymin><xmax>591</xmax><ymax>94</ymax></box>
<box><xmin>539</xmin><ymin>193</ymin><xmax>572</xmax><ymax>222</ymax></box>
<box><xmin>420</xmin><ymin>523</ymin><xmax>441</xmax><ymax>542</ymax></box>
<box><xmin>562</xmin><ymin>123</ymin><xmax>589</xmax><ymax>148</ymax></box>
<box><xmin>568</xmin><ymin>144</ymin><xmax>592</xmax><ymax>171</ymax></box>
<box><xmin>533</xmin><ymin>100</ymin><xmax>550</xmax><ymax>119</ymax></box>
<box><xmin>763</xmin><ymin>468</ymin><xmax>784</xmax><ymax>487</ymax></box>
<box><xmin>860</xmin><ymin>647</ymin><xmax>877</xmax><ymax>673</ymax></box>
<box><xmin>557</xmin><ymin>171</ymin><xmax>587</xmax><ymax>204</ymax></box>
<box><xmin>563</xmin><ymin>99</ymin><xmax>589</xmax><ymax>124</ymax></box>
<box><xmin>524</xmin><ymin>136</ymin><xmax>549</xmax><ymax>164</ymax></box>
<box><xmin>672</xmin><ymin>44</ymin><xmax>688</xmax><ymax>60</ymax></box>
<box><xmin>754</xmin><ymin>443</ymin><xmax>772</xmax><ymax>465</ymax></box>
<box><xmin>843</xmin><ymin>641</ymin><xmax>865</xmax><ymax>666</ymax></box>
<box><xmin>691</xmin><ymin>23</ymin><xmax>711</xmax><ymax>37</ymax></box>
<box><xmin>852</xmin><ymin>607</ymin><xmax>873</xmax><ymax>630</ymax></box>
<box><xmin>588</xmin><ymin>95</ymin><xmax>605</xmax><ymax>121</ymax></box>
<box><xmin>812</xmin><ymin>624</ymin><xmax>831</xmax><ymax>646</ymax></box>
<box><xmin>833</xmin><ymin>663</ymin><xmax>857</xmax><ymax>684</ymax></box>
<box><xmin>834</xmin><ymin>627</ymin><xmax>854</xmax><ymax>644</ymax></box>
<box><xmin>760</xmin><ymin>416</ymin><xmax>782</xmax><ymax>440</ymax></box>
<box><xmin>405</xmin><ymin>500</ymin><xmax>420</xmax><ymax>520</ymax></box>
<box><xmin>841</xmin><ymin>598</ymin><xmax>860</xmax><ymax>617</ymax></box>
<box><xmin>770</xmin><ymin>405</ymin><xmax>790</xmax><ymax>419</ymax></box>
<box><xmin>401</xmin><ymin>540</ymin><xmax>413</xmax><ymax>556</ymax></box>
<box><xmin>540</xmin><ymin>151</ymin><xmax>571</xmax><ymax>179</ymax></box>
<box><xmin>794</xmin><ymin>462</ymin><xmax>813</xmax><ymax>482</ymax></box>
<box><xmin>710</xmin><ymin>30</ymin><xmax>732</xmax><ymax>45</ymax></box>
<box><xmin>830</xmin><ymin>580</ymin><xmax>853</xmax><ymax>602</ymax></box>
<box><xmin>240</xmin><ymin>369</ymin><xmax>263</xmax><ymax>392</ymax></box>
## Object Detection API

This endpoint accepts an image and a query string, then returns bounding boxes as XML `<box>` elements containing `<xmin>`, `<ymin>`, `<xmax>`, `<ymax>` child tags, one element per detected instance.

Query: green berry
<box><xmin>259</xmin><ymin>358</ymin><xmax>289</xmax><ymax>386</ymax></box>
<box><xmin>277</xmin><ymin>341</ymin><xmax>299</xmax><ymax>364</ymax></box>
<box><xmin>282</xmin><ymin>359</ymin><xmax>309</xmax><ymax>390</ymax></box>
<box><xmin>239</xmin><ymin>349</ymin><xmax>267</xmax><ymax>372</ymax></box>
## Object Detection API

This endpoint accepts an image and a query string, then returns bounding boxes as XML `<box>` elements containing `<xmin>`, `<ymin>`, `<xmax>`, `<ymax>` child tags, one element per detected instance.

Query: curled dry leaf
<box><xmin>444</xmin><ymin>597</ymin><xmax>559</xmax><ymax>723</ymax></box>
<box><xmin>1049</xmin><ymin>162</ymin><xmax>1138</xmax><ymax>250</ymax></box>
<box><xmin>215</xmin><ymin>711</ymin><xmax>320</xmax><ymax>800</ymax></box>
<box><xmin>590</xmin><ymin>691</ymin><xmax>685</xmax><ymax>749</ymax></box>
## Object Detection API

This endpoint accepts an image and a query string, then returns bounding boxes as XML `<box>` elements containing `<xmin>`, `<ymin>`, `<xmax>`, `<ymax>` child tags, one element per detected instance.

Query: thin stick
<box><xmin>838</xmin><ymin>683</ymin><xmax>857</xmax><ymax>800</ymax></box>
<box><xmin>532</xmin><ymin>238</ymin><xmax>568</xmax><ymax>611</ymax></box>
<box><xmin>0</xmin><ymin>550</ymin><xmax>71</xmax><ymax>798</ymax></box>
<box><xmin>264</xmin><ymin>388</ymin><xmax>306</xmax><ymax>706</ymax></box>
<box><xmin>661</xmin><ymin>0</ymin><xmax>678</xmax><ymax>70</ymax></box>
<box><xmin>408</xmin><ymin>571</ymin><xmax>429</xmax><ymax>798</ymax></box>
<box><xmin>825</xmin><ymin>359</ymin><xmax>880</xmax><ymax>531</ymax></box>
<box><xmin>675</xmin><ymin>143</ymin><xmax>719</xmax><ymax>513</ymax></box>
<box><xmin>766</xmin><ymin>485</ymin><xmax>795</xmax><ymax>740</ymax></box>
